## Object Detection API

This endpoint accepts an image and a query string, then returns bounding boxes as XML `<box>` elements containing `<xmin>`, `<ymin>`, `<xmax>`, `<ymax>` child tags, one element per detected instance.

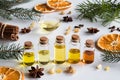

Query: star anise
<box><xmin>87</xmin><ymin>27</ymin><xmax>99</xmax><ymax>33</ymax></box>
<box><xmin>28</xmin><ymin>65</ymin><xmax>44</xmax><ymax>78</ymax></box>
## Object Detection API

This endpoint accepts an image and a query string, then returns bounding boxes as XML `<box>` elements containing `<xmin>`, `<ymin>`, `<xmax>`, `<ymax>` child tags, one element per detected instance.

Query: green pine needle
<box><xmin>76</xmin><ymin>0</ymin><xmax>120</xmax><ymax>26</ymax></box>
<box><xmin>0</xmin><ymin>0</ymin><xmax>41</xmax><ymax>20</ymax></box>
<box><xmin>101</xmin><ymin>51</ymin><xmax>120</xmax><ymax>63</ymax></box>
<box><xmin>0</xmin><ymin>43</ymin><xmax>24</xmax><ymax>60</ymax></box>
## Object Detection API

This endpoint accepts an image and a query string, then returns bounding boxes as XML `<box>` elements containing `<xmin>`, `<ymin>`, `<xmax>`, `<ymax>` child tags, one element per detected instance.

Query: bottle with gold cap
<box><xmin>23</xmin><ymin>41</ymin><xmax>35</xmax><ymax>66</ymax></box>
<box><xmin>83</xmin><ymin>39</ymin><xmax>95</xmax><ymax>64</ymax></box>
<box><xmin>68</xmin><ymin>34</ymin><xmax>80</xmax><ymax>64</ymax></box>
<box><xmin>38</xmin><ymin>36</ymin><xmax>50</xmax><ymax>65</ymax></box>
<box><xmin>54</xmin><ymin>35</ymin><xmax>66</xmax><ymax>64</ymax></box>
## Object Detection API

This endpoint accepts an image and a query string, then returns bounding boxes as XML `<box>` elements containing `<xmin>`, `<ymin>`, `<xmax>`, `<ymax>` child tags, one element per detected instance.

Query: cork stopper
<box><xmin>40</xmin><ymin>36</ymin><xmax>48</xmax><ymax>45</ymax></box>
<box><xmin>56</xmin><ymin>35</ymin><xmax>64</xmax><ymax>43</ymax></box>
<box><xmin>85</xmin><ymin>39</ymin><xmax>94</xmax><ymax>47</ymax></box>
<box><xmin>24</xmin><ymin>41</ymin><xmax>33</xmax><ymax>49</ymax></box>
<box><xmin>71</xmin><ymin>34</ymin><xmax>80</xmax><ymax>42</ymax></box>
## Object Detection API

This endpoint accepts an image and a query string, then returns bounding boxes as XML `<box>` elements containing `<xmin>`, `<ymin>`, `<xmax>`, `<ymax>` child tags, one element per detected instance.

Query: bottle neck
<box><xmin>55</xmin><ymin>42</ymin><xmax>65</xmax><ymax>45</ymax></box>
<box><xmin>24</xmin><ymin>47</ymin><xmax>34</xmax><ymax>52</ymax></box>
<box><xmin>84</xmin><ymin>46</ymin><xmax>95</xmax><ymax>51</ymax></box>
<box><xmin>39</xmin><ymin>43</ymin><xmax>49</xmax><ymax>46</ymax></box>
<box><xmin>69</xmin><ymin>41</ymin><xmax>80</xmax><ymax>49</ymax></box>
<box><xmin>39</xmin><ymin>43</ymin><xmax>49</xmax><ymax>50</ymax></box>
<box><xmin>55</xmin><ymin>40</ymin><xmax>65</xmax><ymax>44</ymax></box>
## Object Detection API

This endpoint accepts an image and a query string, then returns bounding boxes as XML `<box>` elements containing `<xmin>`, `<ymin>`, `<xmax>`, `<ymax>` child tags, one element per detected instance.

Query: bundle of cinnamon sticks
<box><xmin>0</xmin><ymin>22</ymin><xmax>19</xmax><ymax>41</ymax></box>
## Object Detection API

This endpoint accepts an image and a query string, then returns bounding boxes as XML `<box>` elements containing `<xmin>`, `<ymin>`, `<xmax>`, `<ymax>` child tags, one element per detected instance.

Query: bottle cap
<box><xmin>71</xmin><ymin>34</ymin><xmax>80</xmax><ymax>42</ymax></box>
<box><xmin>85</xmin><ymin>39</ymin><xmax>94</xmax><ymax>47</ymax></box>
<box><xmin>40</xmin><ymin>36</ymin><xmax>48</xmax><ymax>45</ymax></box>
<box><xmin>24</xmin><ymin>41</ymin><xmax>33</xmax><ymax>49</ymax></box>
<box><xmin>56</xmin><ymin>35</ymin><xmax>64</xmax><ymax>43</ymax></box>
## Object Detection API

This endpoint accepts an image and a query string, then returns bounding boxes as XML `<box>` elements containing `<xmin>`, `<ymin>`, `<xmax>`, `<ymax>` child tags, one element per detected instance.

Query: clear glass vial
<box><xmin>23</xmin><ymin>41</ymin><xmax>35</xmax><ymax>66</ymax></box>
<box><xmin>54</xmin><ymin>35</ymin><xmax>66</xmax><ymax>64</ymax></box>
<box><xmin>38</xmin><ymin>36</ymin><xmax>50</xmax><ymax>65</ymax></box>
<box><xmin>83</xmin><ymin>39</ymin><xmax>95</xmax><ymax>64</ymax></box>
<box><xmin>68</xmin><ymin>34</ymin><xmax>80</xmax><ymax>64</ymax></box>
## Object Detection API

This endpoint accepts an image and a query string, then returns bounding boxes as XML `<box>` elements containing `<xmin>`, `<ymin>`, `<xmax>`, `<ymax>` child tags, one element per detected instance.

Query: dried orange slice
<box><xmin>34</xmin><ymin>3</ymin><xmax>55</xmax><ymax>13</ymax></box>
<box><xmin>0</xmin><ymin>66</ymin><xmax>24</xmax><ymax>80</ymax></box>
<box><xmin>47</xmin><ymin>0</ymin><xmax>72</xmax><ymax>10</ymax></box>
<box><xmin>97</xmin><ymin>34</ymin><xmax>120</xmax><ymax>51</ymax></box>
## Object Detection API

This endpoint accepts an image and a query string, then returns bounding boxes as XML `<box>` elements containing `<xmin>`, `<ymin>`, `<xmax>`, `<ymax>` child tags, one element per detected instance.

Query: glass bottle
<box><xmin>23</xmin><ymin>41</ymin><xmax>35</xmax><ymax>66</ymax></box>
<box><xmin>54</xmin><ymin>35</ymin><xmax>66</xmax><ymax>64</ymax></box>
<box><xmin>38</xmin><ymin>36</ymin><xmax>50</xmax><ymax>65</ymax></box>
<box><xmin>83</xmin><ymin>39</ymin><xmax>95</xmax><ymax>64</ymax></box>
<box><xmin>68</xmin><ymin>34</ymin><xmax>80</xmax><ymax>64</ymax></box>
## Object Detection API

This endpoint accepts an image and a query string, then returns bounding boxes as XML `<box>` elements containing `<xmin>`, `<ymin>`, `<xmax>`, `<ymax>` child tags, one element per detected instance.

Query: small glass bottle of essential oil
<box><xmin>23</xmin><ymin>41</ymin><xmax>35</xmax><ymax>66</ymax></box>
<box><xmin>54</xmin><ymin>35</ymin><xmax>66</xmax><ymax>64</ymax></box>
<box><xmin>38</xmin><ymin>36</ymin><xmax>50</xmax><ymax>65</ymax></box>
<box><xmin>68</xmin><ymin>34</ymin><xmax>80</xmax><ymax>64</ymax></box>
<box><xmin>83</xmin><ymin>39</ymin><xmax>95</xmax><ymax>64</ymax></box>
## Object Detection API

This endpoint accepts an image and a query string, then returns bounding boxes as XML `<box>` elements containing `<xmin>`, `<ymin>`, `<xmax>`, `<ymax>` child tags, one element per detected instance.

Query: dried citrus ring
<box><xmin>34</xmin><ymin>3</ymin><xmax>55</xmax><ymax>13</ymax></box>
<box><xmin>0</xmin><ymin>66</ymin><xmax>24</xmax><ymax>80</ymax></box>
<box><xmin>47</xmin><ymin>0</ymin><xmax>72</xmax><ymax>10</ymax></box>
<box><xmin>97</xmin><ymin>34</ymin><xmax>120</xmax><ymax>51</ymax></box>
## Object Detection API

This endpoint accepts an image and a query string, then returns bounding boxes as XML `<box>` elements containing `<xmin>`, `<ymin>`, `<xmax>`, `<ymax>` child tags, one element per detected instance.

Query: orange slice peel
<box><xmin>34</xmin><ymin>3</ymin><xmax>55</xmax><ymax>13</ymax></box>
<box><xmin>97</xmin><ymin>34</ymin><xmax>120</xmax><ymax>52</ymax></box>
<box><xmin>0</xmin><ymin>66</ymin><xmax>24</xmax><ymax>80</ymax></box>
<box><xmin>47</xmin><ymin>0</ymin><xmax>72</xmax><ymax>10</ymax></box>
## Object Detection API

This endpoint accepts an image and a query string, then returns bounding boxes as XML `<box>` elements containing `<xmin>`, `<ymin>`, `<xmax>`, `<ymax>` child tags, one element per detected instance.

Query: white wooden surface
<box><xmin>0</xmin><ymin>0</ymin><xmax>120</xmax><ymax>80</ymax></box>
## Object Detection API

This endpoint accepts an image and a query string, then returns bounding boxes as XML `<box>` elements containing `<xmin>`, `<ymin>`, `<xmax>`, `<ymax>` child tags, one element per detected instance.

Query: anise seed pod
<box><xmin>68</xmin><ymin>17</ymin><xmax>73</xmax><ymax>22</ymax></box>
<box><xmin>28</xmin><ymin>65</ymin><xmax>44</xmax><ymax>78</ymax></box>
<box><xmin>87</xmin><ymin>27</ymin><xmax>99</xmax><ymax>33</ymax></box>
<box><xmin>26</xmin><ymin>28</ymin><xmax>31</xmax><ymax>33</ymax></box>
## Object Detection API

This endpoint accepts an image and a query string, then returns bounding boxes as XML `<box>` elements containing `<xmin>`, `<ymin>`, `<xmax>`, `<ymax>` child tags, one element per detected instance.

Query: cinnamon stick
<box><xmin>0</xmin><ymin>22</ymin><xmax>19</xmax><ymax>41</ymax></box>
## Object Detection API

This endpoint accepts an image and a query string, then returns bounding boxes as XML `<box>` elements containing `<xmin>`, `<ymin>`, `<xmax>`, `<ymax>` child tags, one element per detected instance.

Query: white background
<box><xmin>0</xmin><ymin>0</ymin><xmax>120</xmax><ymax>80</ymax></box>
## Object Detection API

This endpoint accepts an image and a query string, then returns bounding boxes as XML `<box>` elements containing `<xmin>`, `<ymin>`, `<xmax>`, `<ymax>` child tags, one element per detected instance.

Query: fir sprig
<box><xmin>101</xmin><ymin>51</ymin><xmax>120</xmax><ymax>63</ymax></box>
<box><xmin>0</xmin><ymin>0</ymin><xmax>17</xmax><ymax>9</ymax></box>
<box><xmin>0</xmin><ymin>43</ymin><xmax>24</xmax><ymax>60</ymax></box>
<box><xmin>0</xmin><ymin>0</ymin><xmax>41</xmax><ymax>20</ymax></box>
<box><xmin>76</xmin><ymin>0</ymin><xmax>120</xmax><ymax>26</ymax></box>
<box><xmin>8</xmin><ymin>8</ymin><xmax>40</xmax><ymax>20</ymax></box>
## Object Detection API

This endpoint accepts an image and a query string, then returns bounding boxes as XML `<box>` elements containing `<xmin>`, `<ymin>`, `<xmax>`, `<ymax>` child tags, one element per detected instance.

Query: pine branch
<box><xmin>0</xmin><ymin>43</ymin><xmax>24</xmax><ymax>60</ymax></box>
<box><xmin>0</xmin><ymin>0</ymin><xmax>20</xmax><ymax>9</ymax></box>
<box><xmin>10</xmin><ymin>8</ymin><xmax>41</xmax><ymax>20</ymax></box>
<box><xmin>76</xmin><ymin>0</ymin><xmax>120</xmax><ymax>26</ymax></box>
<box><xmin>0</xmin><ymin>9</ymin><xmax>12</xmax><ymax>20</ymax></box>
<box><xmin>0</xmin><ymin>0</ymin><xmax>41</xmax><ymax>20</ymax></box>
<box><xmin>101</xmin><ymin>51</ymin><xmax>120</xmax><ymax>63</ymax></box>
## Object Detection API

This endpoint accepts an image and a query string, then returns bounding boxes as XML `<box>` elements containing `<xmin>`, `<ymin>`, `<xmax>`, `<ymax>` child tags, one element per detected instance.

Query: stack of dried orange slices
<box><xmin>97</xmin><ymin>34</ymin><xmax>120</xmax><ymax>52</ymax></box>
<box><xmin>34</xmin><ymin>0</ymin><xmax>72</xmax><ymax>13</ymax></box>
<box><xmin>0</xmin><ymin>66</ymin><xmax>24</xmax><ymax>80</ymax></box>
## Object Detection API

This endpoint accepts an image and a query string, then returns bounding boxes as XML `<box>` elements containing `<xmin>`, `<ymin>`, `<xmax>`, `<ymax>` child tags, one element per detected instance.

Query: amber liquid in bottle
<box><xmin>38</xmin><ymin>50</ymin><xmax>50</xmax><ymax>65</ymax></box>
<box><xmin>68</xmin><ymin>48</ymin><xmax>80</xmax><ymax>64</ymax></box>
<box><xmin>54</xmin><ymin>44</ymin><xmax>66</xmax><ymax>64</ymax></box>
<box><xmin>83</xmin><ymin>50</ymin><xmax>94</xmax><ymax>64</ymax></box>
<box><xmin>23</xmin><ymin>52</ymin><xmax>35</xmax><ymax>66</ymax></box>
